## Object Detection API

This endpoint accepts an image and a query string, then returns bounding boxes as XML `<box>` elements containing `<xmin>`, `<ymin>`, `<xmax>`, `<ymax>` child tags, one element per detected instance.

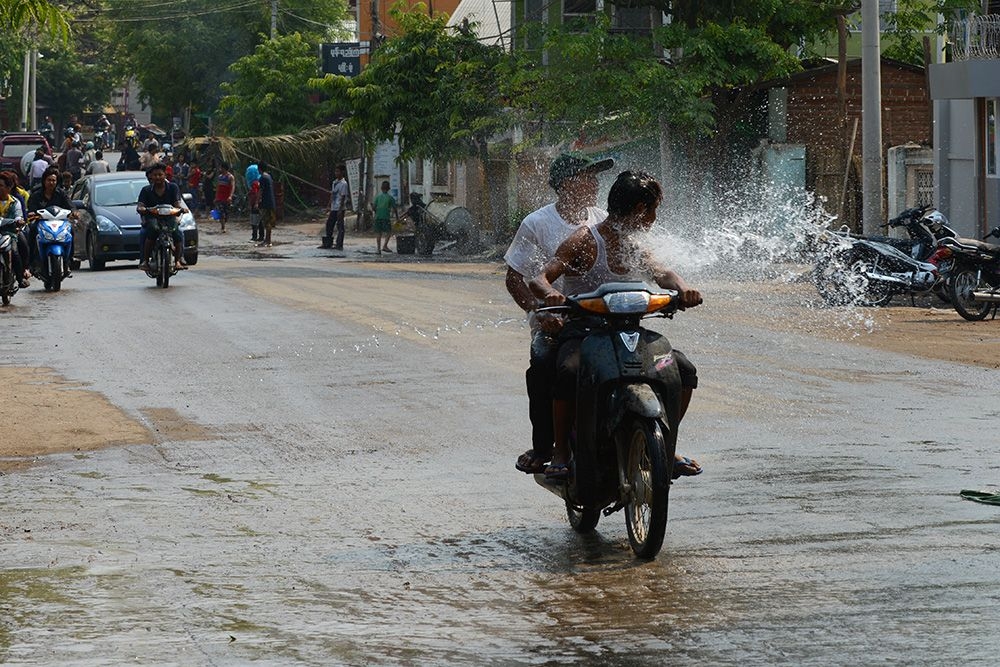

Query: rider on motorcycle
<box><xmin>136</xmin><ymin>162</ymin><xmax>186</xmax><ymax>272</ymax></box>
<box><xmin>530</xmin><ymin>170</ymin><xmax>703</xmax><ymax>481</ymax></box>
<box><xmin>0</xmin><ymin>172</ymin><xmax>30</xmax><ymax>288</ymax></box>
<box><xmin>26</xmin><ymin>165</ymin><xmax>77</xmax><ymax>277</ymax></box>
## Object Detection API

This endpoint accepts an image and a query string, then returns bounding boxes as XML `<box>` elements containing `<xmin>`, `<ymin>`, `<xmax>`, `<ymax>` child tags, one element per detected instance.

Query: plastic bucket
<box><xmin>396</xmin><ymin>235</ymin><xmax>416</xmax><ymax>254</ymax></box>
<box><xmin>210</xmin><ymin>209</ymin><xmax>221</xmax><ymax>220</ymax></box>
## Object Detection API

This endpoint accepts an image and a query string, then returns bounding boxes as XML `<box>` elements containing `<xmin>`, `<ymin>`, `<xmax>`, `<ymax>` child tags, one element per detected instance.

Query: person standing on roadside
<box><xmin>188</xmin><ymin>160</ymin><xmax>202</xmax><ymax>212</ymax></box>
<box><xmin>257</xmin><ymin>162</ymin><xmax>275</xmax><ymax>247</ymax></box>
<box><xmin>322</xmin><ymin>164</ymin><xmax>350</xmax><ymax>250</ymax></box>
<box><xmin>213</xmin><ymin>162</ymin><xmax>234</xmax><ymax>233</ymax></box>
<box><xmin>372</xmin><ymin>180</ymin><xmax>398</xmax><ymax>255</ymax></box>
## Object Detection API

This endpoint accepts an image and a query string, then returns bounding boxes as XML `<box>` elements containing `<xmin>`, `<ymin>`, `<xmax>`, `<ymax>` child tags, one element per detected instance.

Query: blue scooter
<box><xmin>32</xmin><ymin>206</ymin><xmax>73</xmax><ymax>292</ymax></box>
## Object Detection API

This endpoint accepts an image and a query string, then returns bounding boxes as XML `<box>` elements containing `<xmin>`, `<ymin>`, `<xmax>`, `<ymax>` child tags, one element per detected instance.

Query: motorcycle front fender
<box><xmin>619</xmin><ymin>384</ymin><xmax>664</xmax><ymax>420</ymax></box>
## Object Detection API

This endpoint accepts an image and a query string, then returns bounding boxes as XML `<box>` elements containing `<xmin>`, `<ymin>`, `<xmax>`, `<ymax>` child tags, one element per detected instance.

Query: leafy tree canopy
<box><xmin>311</xmin><ymin>5</ymin><xmax>509</xmax><ymax>162</ymax></box>
<box><xmin>99</xmin><ymin>0</ymin><xmax>349</xmax><ymax>120</ymax></box>
<box><xmin>217</xmin><ymin>33</ymin><xmax>323</xmax><ymax>137</ymax></box>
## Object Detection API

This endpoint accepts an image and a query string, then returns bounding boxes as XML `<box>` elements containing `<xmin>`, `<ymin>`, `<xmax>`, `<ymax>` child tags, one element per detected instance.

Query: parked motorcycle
<box><xmin>143</xmin><ymin>205</ymin><xmax>184</xmax><ymax>288</ymax></box>
<box><xmin>813</xmin><ymin>206</ymin><xmax>956</xmax><ymax>307</ymax></box>
<box><xmin>936</xmin><ymin>227</ymin><xmax>1000</xmax><ymax>321</ymax></box>
<box><xmin>0</xmin><ymin>216</ymin><xmax>23</xmax><ymax>306</ymax></box>
<box><xmin>532</xmin><ymin>282</ymin><xmax>693</xmax><ymax>560</ymax></box>
<box><xmin>31</xmin><ymin>206</ymin><xmax>73</xmax><ymax>292</ymax></box>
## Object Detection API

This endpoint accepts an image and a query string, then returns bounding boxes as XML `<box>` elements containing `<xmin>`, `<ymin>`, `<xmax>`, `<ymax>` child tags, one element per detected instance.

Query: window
<box><xmin>432</xmin><ymin>161</ymin><xmax>449</xmax><ymax>187</ymax></box>
<box><xmin>988</xmin><ymin>98</ymin><xmax>998</xmax><ymax>177</ymax></box>
<box><xmin>563</xmin><ymin>0</ymin><xmax>597</xmax><ymax>27</ymax></box>
<box><xmin>412</xmin><ymin>159</ymin><xmax>423</xmax><ymax>186</ymax></box>
<box><xmin>612</xmin><ymin>3</ymin><xmax>651</xmax><ymax>34</ymax></box>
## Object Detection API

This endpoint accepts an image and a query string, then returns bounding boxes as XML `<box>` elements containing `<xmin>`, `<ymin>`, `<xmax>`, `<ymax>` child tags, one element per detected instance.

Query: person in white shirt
<box><xmin>322</xmin><ymin>164</ymin><xmax>350</xmax><ymax>250</ymax></box>
<box><xmin>86</xmin><ymin>150</ymin><xmax>111</xmax><ymax>175</ymax></box>
<box><xmin>504</xmin><ymin>152</ymin><xmax>613</xmax><ymax>474</ymax></box>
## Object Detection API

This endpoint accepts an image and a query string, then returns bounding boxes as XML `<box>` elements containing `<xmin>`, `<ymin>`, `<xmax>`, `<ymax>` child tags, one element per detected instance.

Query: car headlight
<box><xmin>179</xmin><ymin>211</ymin><xmax>197</xmax><ymax>231</ymax></box>
<box><xmin>95</xmin><ymin>215</ymin><xmax>121</xmax><ymax>233</ymax></box>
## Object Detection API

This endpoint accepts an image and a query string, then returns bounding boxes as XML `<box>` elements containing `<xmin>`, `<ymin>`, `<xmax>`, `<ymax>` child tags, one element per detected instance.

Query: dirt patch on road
<box><xmin>0</xmin><ymin>368</ymin><xmax>152</xmax><ymax>472</ymax></box>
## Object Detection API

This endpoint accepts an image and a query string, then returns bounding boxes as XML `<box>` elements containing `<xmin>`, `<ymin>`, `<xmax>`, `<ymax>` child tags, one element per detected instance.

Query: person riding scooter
<box><xmin>530</xmin><ymin>170</ymin><xmax>703</xmax><ymax>481</ymax></box>
<box><xmin>136</xmin><ymin>162</ymin><xmax>186</xmax><ymax>272</ymax></box>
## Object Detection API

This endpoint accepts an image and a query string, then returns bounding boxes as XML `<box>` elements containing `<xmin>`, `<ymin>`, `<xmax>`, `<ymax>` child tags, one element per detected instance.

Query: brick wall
<box><xmin>786</xmin><ymin>62</ymin><xmax>931</xmax><ymax>149</ymax></box>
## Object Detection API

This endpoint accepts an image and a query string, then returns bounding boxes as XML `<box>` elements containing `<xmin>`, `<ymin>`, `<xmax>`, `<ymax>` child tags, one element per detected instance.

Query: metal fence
<box><xmin>950</xmin><ymin>14</ymin><xmax>1000</xmax><ymax>61</ymax></box>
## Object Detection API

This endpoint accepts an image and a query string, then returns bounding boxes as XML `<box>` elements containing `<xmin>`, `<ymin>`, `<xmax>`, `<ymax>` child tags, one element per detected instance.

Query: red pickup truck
<box><xmin>0</xmin><ymin>131</ymin><xmax>53</xmax><ymax>178</ymax></box>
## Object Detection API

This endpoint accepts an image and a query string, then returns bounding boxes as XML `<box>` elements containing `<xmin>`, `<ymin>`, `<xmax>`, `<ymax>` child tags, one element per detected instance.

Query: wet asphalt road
<box><xmin>2</xmin><ymin>233</ymin><xmax>1000</xmax><ymax>665</ymax></box>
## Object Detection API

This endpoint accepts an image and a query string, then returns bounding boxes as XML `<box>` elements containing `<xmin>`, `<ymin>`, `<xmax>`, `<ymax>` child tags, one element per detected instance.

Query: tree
<box><xmin>311</xmin><ymin>6</ymin><xmax>508</xmax><ymax>164</ymax></box>
<box><xmin>1</xmin><ymin>0</ymin><xmax>71</xmax><ymax>40</ymax></box>
<box><xmin>217</xmin><ymin>33</ymin><xmax>324</xmax><ymax>137</ymax></box>
<box><xmin>101</xmin><ymin>0</ymin><xmax>349</xmax><ymax>123</ymax></box>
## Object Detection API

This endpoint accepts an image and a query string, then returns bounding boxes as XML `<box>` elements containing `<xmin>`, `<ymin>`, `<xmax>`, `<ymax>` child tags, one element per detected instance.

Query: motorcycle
<box><xmin>31</xmin><ymin>206</ymin><xmax>73</xmax><ymax>292</ymax></box>
<box><xmin>0</xmin><ymin>216</ymin><xmax>23</xmax><ymax>306</ymax></box>
<box><xmin>533</xmin><ymin>282</ymin><xmax>691</xmax><ymax>560</ymax></box>
<box><xmin>935</xmin><ymin>226</ymin><xmax>1000</xmax><ymax>321</ymax></box>
<box><xmin>813</xmin><ymin>206</ymin><xmax>957</xmax><ymax>307</ymax></box>
<box><xmin>143</xmin><ymin>205</ymin><xmax>184</xmax><ymax>288</ymax></box>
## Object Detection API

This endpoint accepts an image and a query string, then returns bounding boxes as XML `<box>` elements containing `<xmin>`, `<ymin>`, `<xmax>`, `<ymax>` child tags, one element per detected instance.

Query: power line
<box><xmin>74</xmin><ymin>0</ymin><xmax>260</xmax><ymax>23</ymax></box>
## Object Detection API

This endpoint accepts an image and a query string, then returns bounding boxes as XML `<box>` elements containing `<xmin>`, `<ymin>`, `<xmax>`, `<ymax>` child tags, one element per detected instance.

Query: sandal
<box><xmin>672</xmin><ymin>456</ymin><xmax>703</xmax><ymax>479</ymax></box>
<box><xmin>544</xmin><ymin>462</ymin><xmax>570</xmax><ymax>481</ymax></box>
<box><xmin>515</xmin><ymin>449</ymin><xmax>549</xmax><ymax>474</ymax></box>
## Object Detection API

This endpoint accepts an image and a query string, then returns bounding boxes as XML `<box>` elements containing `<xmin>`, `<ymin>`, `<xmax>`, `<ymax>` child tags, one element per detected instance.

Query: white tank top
<box><xmin>562</xmin><ymin>225</ymin><xmax>643</xmax><ymax>296</ymax></box>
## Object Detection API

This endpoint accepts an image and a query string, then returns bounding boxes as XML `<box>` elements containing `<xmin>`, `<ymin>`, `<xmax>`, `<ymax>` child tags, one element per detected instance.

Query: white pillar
<box><xmin>861</xmin><ymin>0</ymin><xmax>884</xmax><ymax>235</ymax></box>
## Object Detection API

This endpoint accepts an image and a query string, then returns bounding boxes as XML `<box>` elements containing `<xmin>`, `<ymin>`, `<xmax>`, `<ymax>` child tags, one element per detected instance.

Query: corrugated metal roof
<box><xmin>447</xmin><ymin>0</ymin><xmax>511</xmax><ymax>50</ymax></box>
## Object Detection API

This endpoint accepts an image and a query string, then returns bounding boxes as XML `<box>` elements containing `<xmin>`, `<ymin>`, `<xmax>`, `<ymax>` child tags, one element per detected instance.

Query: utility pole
<box><xmin>861</xmin><ymin>0</ymin><xmax>884</xmax><ymax>235</ymax></box>
<box><xmin>270</xmin><ymin>0</ymin><xmax>278</xmax><ymax>39</ymax></box>
<box><xmin>21</xmin><ymin>49</ymin><xmax>30</xmax><ymax>131</ymax></box>
<box><xmin>30</xmin><ymin>48</ymin><xmax>38</xmax><ymax>130</ymax></box>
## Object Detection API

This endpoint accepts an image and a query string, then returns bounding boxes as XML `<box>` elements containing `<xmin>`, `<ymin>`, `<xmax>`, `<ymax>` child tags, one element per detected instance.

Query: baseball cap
<box><xmin>548</xmin><ymin>152</ymin><xmax>615</xmax><ymax>190</ymax></box>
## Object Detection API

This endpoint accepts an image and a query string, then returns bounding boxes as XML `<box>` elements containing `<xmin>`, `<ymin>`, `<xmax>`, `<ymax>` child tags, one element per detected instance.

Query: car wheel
<box><xmin>88</xmin><ymin>234</ymin><xmax>105</xmax><ymax>271</ymax></box>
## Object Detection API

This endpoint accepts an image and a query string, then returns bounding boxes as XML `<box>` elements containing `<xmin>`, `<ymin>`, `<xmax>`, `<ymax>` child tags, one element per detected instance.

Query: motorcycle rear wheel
<box><xmin>622</xmin><ymin>417</ymin><xmax>670</xmax><ymax>560</ymax></box>
<box><xmin>813</xmin><ymin>258</ymin><xmax>854</xmax><ymax>306</ymax></box>
<box><xmin>949</xmin><ymin>269</ymin><xmax>992</xmax><ymax>321</ymax></box>
<box><xmin>1</xmin><ymin>263</ymin><xmax>11</xmax><ymax>305</ymax></box>
<box><xmin>565</xmin><ymin>503</ymin><xmax>600</xmax><ymax>533</ymax></box>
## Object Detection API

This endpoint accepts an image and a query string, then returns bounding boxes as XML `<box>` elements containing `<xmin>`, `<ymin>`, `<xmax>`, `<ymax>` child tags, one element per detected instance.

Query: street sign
<box><xmin>321</xmin><ymin>43</ymin><xmax>362</xmax><ymax>77</ymax></box>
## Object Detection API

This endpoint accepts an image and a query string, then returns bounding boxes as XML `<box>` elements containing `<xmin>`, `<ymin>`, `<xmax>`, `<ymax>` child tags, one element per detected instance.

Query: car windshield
<box><xmin>94</xmin><ymin>179</ymin><xmax>147</xmax><ymax>207</ymax></box>
<box><xmin>1</xmin><ymin>142</ymin><xmax>45</xmax><ymax>158</ymax></box>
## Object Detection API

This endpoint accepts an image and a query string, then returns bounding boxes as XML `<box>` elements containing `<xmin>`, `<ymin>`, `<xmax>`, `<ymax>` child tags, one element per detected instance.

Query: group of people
<box><xmin>504</xmin><ymin>153</ymin><xmax>704</xmax><ymax>481</ymax></box>
<box><xmin>320</xmin><ymin>165</ymin><xmax>400</xmax><ymax>255</ymax></box>
<box><xmin>0</xmin><ymin>165</ymin><xmax>77</xmax><ymax>289</ymax></box>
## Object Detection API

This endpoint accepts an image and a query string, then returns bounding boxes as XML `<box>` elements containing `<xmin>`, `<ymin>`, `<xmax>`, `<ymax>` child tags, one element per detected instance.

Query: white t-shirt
<box><xmin>331</xmin><ymin>178</ymin><xmax>349</xmax><ymax>212</ymax></box>
<box><xmin>504</xmin><ymin>203</ymin><xmax>608</xmax><ymax>283</ymax></box>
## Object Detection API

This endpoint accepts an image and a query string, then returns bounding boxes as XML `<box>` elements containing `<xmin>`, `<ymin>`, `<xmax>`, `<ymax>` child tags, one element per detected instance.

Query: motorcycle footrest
<box><xmin>603</xmin><ymin>502</ymin><xmax>625</xmax><ymax>517</ymax></box>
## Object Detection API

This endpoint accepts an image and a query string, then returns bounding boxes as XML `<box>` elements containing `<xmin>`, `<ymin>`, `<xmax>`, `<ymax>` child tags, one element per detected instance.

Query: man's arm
<box><xmin>645</xmin><ymin>252</ymin><xmax>702</xmax><ymax>308</ymax></box>
<box><xmin>505</xmin><ymin>266</ymin><xmax>537</xmax><ymax>313</ymax></box>
<box><xmin>528</xmin><ymin>230</ymin><xmax>595</xmax><ymax>305</ymax></box>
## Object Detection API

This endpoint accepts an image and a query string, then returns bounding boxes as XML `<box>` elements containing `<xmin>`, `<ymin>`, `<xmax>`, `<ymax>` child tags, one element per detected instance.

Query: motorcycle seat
<box><xmin>951</xmin><ymin>237</ymin><xmax>1000</xmax><ymax>254</ymax></box>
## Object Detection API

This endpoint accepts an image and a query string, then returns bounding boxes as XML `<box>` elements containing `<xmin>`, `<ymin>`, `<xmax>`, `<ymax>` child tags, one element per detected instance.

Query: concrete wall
<box><xmin>933</xmin><ymin>99</ymin><xmax>979</xmax><ymax>238</ymax></box>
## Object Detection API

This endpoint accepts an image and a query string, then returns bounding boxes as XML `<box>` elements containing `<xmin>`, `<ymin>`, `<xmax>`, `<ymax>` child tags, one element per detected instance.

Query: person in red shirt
<box><xmin>188</xmin><ymin>161</ymin><xmax>203</xmax><ymax>213</ymax></box>
<box><xmin>213</xmin><ymin>162</ymin><xmax>234</xmax><ymax>233</ymax></box>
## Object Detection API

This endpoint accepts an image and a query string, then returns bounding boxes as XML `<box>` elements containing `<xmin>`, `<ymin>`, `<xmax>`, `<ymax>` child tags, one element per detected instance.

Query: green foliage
<box><xmin>880</xmin><ymin>0</ymin><xmax>980</xmax><ymax>65</ymax></box>
<box><xmin>103</xmin><ymin>0</ymin><xmax>348</xmax><ymax>119</ymax></box>
<box><xmin>36</xmin><ymin>42</ymin><xmax>118</xmax><ymax>123</ymax></box>
<box><xmin>0</xmin><ymin>0</ymin><xmax>71</xmax><ymax>41</ymax></box>
<box><xmin>311</xmin><ymin>6</ymin><xmax>509</xmax><ymax>162</ymax></box>
<box><xmin>508</xmin><ymin>15</ymin><xmax>801</xmax><ymax>144</ymax></box>
<box><xmin>217</xmin><ymin>33</ymin><xmax>321</xmax><ymax>137</ymax></box>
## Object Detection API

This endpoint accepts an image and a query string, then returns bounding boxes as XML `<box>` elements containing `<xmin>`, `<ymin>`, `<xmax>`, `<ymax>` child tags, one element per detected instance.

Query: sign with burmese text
<box><xmin>321</xmin><ymin>43</ymin><xmax>363</xmax><ymax>77</ymax></box>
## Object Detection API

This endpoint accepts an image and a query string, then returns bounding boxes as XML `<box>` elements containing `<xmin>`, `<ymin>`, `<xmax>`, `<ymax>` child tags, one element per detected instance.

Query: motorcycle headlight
<box><xmin>96</xmin><ymin>215</ymin><xmax>121</xmax><ymax>233</ymax></box>
<box><xmin>178</xmin><ymin>210</ymin><xmax>197</xmax><ymax>231</ymax></box>
<box><xmin>576</xmin><ymin>291</ymin><xmax>674</xmax><ymax>315</ymax></box>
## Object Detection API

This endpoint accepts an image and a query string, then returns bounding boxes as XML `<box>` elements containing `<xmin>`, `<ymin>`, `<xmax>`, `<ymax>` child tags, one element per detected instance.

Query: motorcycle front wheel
<box><xmin>949</xmin><ymin>269</ymin><xmax>992</xmax><ymax>321</ymax></box>
<box><xmin>48</xmin><ymin>255</ymin><xmax>62</xmax><ymax>292</ymax></box>
<box><xmin>622</xmin><ymin>417</ymin><xmax>670</xmax><ymax>560</ymax></box>
<box><xmin>1</xmin><ymin>263</ymin><xmax>11</xmax><ymax>306</ymax></box>
<box><xmin>159</xmin><ymin>248</ymin><xmax>171</xmax><ymax>289</ymax></box>
<box><xmin>813</xmin><ymin>257</ymin><xmax>854</xmax><ymax>306</ymax></box>
<box><xmin>846</xmin><ymin>257</ymin><xmax>892</xmax><ymax>307</ymax></box>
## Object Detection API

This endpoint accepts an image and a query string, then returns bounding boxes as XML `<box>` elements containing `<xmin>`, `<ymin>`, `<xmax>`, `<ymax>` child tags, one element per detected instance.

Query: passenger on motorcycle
<box><xmin>0</xmin><ymin>172</ymin><xmax>30</xmax><ymax>287</ymax></box>
<box><xmin>136</xmin><ymin>163</ymin><xmax>186</xmax><ymax>272</ymax></box>
<box><xmin>530</xmin><ymin>170</ymin><xmax>703</xmax><ymax>481</ymax></box>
